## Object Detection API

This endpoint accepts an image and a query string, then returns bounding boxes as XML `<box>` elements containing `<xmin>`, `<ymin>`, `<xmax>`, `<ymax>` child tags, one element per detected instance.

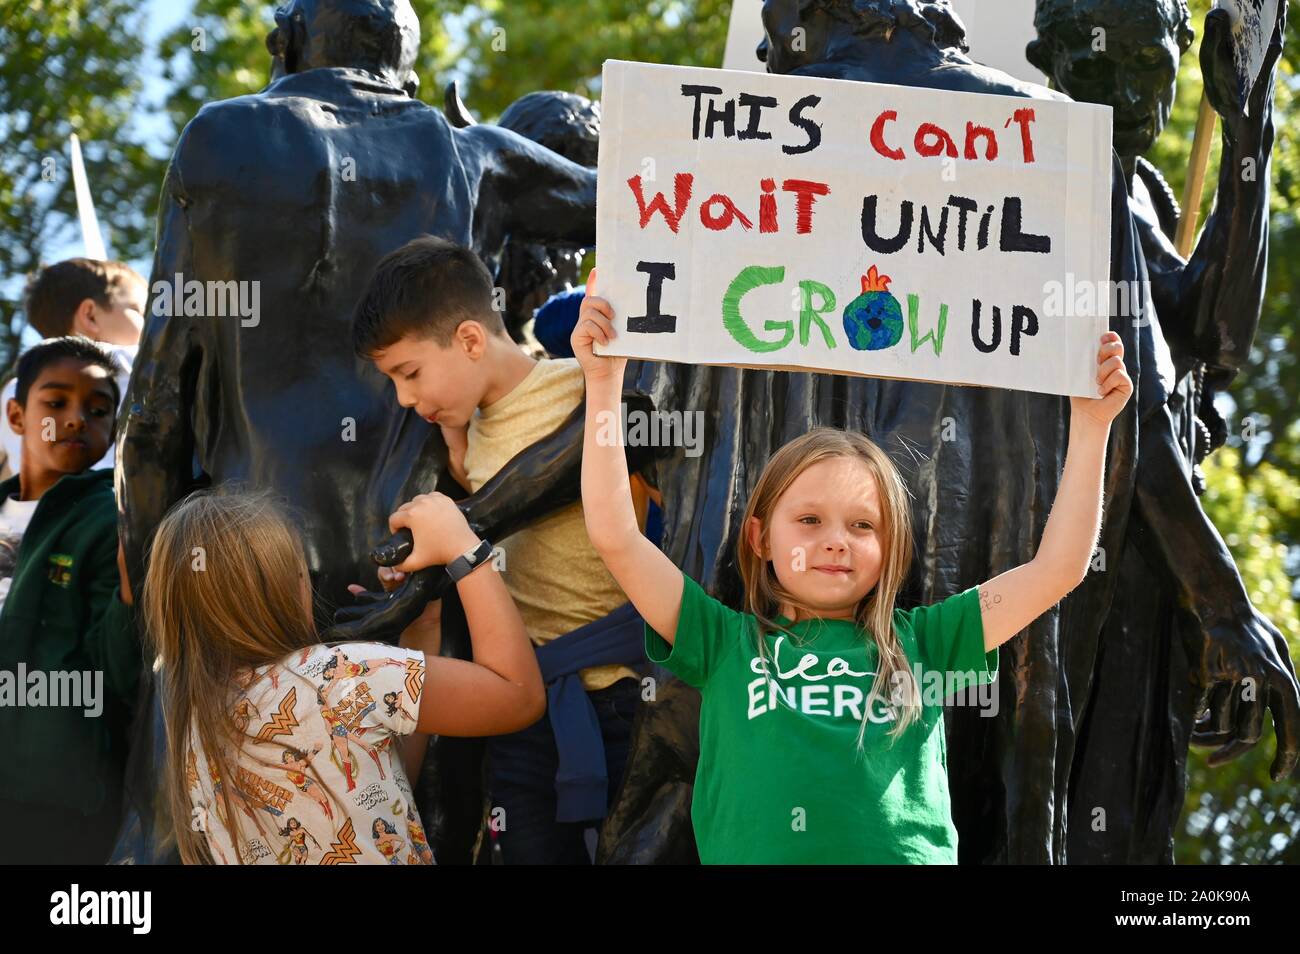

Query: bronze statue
<box><xmin>113</xmin><ymin>0</ymin><xmax>633</xmax><ymax>862</ymax></box>
<box><xmin>1028</xmin><ymin>0</ymin><xmax>1298</xmax><ymax>862</ymax></box>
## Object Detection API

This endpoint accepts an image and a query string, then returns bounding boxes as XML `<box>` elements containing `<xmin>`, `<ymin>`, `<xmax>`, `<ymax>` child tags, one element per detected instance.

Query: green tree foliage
<box><xmin>0</xmin><ymin>0</ymin><xmax>158</xmax><ymax>366</ymax></box>
<box><xmin>152</xmin><ymin>0</ymin><xmax>731</xmax><ymax>146</ymax></box>
<box><xmin>1150</xmin><ymin>0</ymin><xmax>1300</xmax><ymax>863</ymax></box>
<box><xmin>1</xmin><ymin>0</ymin><xmax>732</xmax><ymax>342</ymax></box>
<box><xmin>446</xmin><ymin>0</ymin><xmax>731</xmax><ymax>121</ymax></box>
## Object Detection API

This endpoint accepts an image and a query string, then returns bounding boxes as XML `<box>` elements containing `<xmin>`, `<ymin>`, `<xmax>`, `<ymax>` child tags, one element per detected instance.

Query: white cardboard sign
<box><xmin>594</xmin><ymin>60</ymin><xmax>1114</xmax><ymax>398</ymax></box>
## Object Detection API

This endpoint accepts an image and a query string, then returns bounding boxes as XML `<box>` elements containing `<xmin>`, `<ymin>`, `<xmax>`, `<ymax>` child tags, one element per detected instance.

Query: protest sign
<box><xmin>593</xmin><ymin>60</ymin><xmax>1114</xmax><ymax>398</ymax></box>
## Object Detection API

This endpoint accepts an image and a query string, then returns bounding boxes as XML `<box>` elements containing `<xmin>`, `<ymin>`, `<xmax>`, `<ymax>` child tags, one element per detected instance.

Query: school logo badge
<box><xmin>47</xmin><ymin>553</ymin><xmax>73</xmax><ymax>587</ymax></box>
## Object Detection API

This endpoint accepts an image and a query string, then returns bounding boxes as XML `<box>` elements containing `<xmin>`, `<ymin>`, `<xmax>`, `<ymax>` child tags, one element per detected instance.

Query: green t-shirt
<box><xmin>645</xmin><ymin>573</ymin><xmax>998</xmax><ymax>864</ymax></box>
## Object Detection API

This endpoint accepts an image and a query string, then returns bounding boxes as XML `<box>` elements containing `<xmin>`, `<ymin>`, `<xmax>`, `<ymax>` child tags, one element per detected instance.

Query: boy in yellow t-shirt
<box><xmin>351</xmin><ymin>235</ymin><xmax>645</xmax><ymax>863</ymax></box>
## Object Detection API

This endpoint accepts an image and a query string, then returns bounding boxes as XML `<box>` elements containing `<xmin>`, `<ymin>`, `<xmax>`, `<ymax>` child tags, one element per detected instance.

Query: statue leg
<box><xmin>596</xmin><ymin>670</ymin><xmax>701</xmax><ymax>864</ymax></box>
<box><xmin>1067</xmin><ymin>389</ymin><xmax>1233</xmax><ymax>864</ymax></box>
<box><xmin>1066</xmin><ymin>515</ymin><xmax>1197</xmax><ymax>863</ymax></box>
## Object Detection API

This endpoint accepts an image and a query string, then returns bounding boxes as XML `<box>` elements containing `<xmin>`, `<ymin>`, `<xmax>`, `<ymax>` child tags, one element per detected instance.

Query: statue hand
<box><xmin>1201</xmin><ymin>2</ymin><xmax>1287</xmax><ymax>133</ymax></box>
<box><xmin>325</xmin><ymin>566</ymin><xmax>450</xmax><ymax>642</ymax></box>
<box><xmin>341</xmin><ymin>584</ymin><xmax>389</xmax><ymax>607</ymax></box>
<box><xmin>1191</xmin><ymin>605</ymin><xmax>1300</xmax><ymax>780</ymax></box>
<box><xmin>370</xmin><ymin>527</ymin><xmax>415</xmax><ymax>567</ymax></box>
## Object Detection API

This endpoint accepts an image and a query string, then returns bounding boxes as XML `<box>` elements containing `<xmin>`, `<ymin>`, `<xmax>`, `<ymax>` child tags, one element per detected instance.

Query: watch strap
<box><xmin>446</xmin><ymin>538</ymin><xmax>493</xmax><ymax>582</ymax></box>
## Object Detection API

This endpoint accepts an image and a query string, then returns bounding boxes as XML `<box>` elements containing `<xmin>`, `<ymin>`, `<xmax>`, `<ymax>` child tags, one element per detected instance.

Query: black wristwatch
<box><xmin>446</xmin><ymin>538</ymin><xmax>494</xmax><ymax>583</ymax></box>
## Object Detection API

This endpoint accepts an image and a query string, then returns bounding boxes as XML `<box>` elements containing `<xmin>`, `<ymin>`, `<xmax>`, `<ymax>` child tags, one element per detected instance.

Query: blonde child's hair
<box><xmin>737</xmin><ymin>427</ymin><xmax>921</xmax><ymax>742</ymax></box>
<box><xmin>141</xmin><ymin>486</ymin><xmax>320</xmax><ymax>864</ymax></box>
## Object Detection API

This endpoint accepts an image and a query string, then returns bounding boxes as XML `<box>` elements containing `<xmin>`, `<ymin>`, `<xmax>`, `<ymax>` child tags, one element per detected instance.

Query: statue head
<box><xmin>266</xmin><ymin>0</ymin><xmax>421</xmax><ymax>93</ymax></box>
<box><xmin>498</xmin><ymin>91</ymin><xmax>601</xmax><ymax>168</ymax></box>
<box><xmin>756</xmin><ymin>0</ymin><xmax>969</xmax><ymax>74</ymax></box>
<box><xmin>1027</xmin><ymin>0</ymin><xmax>1193</xmax><ymax>157</ymax></box>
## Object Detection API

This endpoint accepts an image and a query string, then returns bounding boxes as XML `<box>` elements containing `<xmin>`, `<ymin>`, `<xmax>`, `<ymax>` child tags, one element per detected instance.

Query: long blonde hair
<box><xmin>141</xmin><ymin>487</ymin><xmax>319</xmax><ymax>864</ymax></box>
<box><xmin>737</xmin><ymin>427</ymin><xmax>920</xmax><ymax>742</ymax></box>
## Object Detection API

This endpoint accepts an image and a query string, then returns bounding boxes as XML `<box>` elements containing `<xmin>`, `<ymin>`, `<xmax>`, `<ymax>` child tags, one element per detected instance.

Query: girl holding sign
<box><xmin>573</xmin><ymin>267</ymin><xmax>1132</xmax><ymax>863</ymax></box>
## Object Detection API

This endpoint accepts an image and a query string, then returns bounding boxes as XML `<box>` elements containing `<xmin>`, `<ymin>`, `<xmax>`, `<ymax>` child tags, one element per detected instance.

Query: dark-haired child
<box><xmin>0</xmin><ymin>336</ymin><xmax>140</xmax><ymax>863</ymax></box>
<box><xmin>1</xmin><ymin>258</ymin><xmax>145</xmax><ymax>478</ymax></box>
<box><xmin>352</xmin><ymin>235</ymin><xmax>646</xmax><ymax>864</ymax></box>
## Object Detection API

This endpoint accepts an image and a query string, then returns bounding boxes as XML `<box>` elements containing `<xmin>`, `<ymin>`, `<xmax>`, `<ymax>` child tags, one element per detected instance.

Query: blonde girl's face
<box><xmin>748</xmin><ymin>456</ymin><xmax>884</xmax><ymax>621</ymax></box>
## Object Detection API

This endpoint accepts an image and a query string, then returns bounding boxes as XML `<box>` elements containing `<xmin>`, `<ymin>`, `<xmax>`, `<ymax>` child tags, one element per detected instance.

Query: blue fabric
<box><xmin>645</xmin><ymin>501</ymin><xmax>663</xmax><ymax>548</ymax></box>
<box><xmin>532</xmin><ymin>287</ymin><xmax>586</xmax><ymax>358</ymax></box>
<box><xmin>531</xmin><ymin>602</ymin><xmax>645</xmax><ymax>823</ymax></box>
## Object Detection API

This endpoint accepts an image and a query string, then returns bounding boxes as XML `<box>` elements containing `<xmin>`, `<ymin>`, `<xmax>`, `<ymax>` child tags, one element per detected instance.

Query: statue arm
<box><xmin>1132</xmin><ymin>407</ymin><xmax>1299</xmax><ymax>778</ymax></box>
<box><xmin>461</xmin><ymin>385</ymin><xmax>656</xmax><ymax>541</ymax></box>
<box><xmin>331</xmin><ymin>387</ymin><xmax>657</xmax><ymax>640</ymax></box>
<box><xmin>1132</xmin><ymin>407</ymin><xmax>1248</xmax><ymax>619</ymax></box>
<box><xmin>463</xmin><ymin>123</ymin><xmax>597</xmax><ymax>250</ymax></box>
<box><xmin>1167</xmin><ymin>107</ymin><xmax>1273</xmax><ymax>374</ymax></box>
<box><xmin>1164</xmin><ymin>4</ymin><xmax>1285</xmax><ymax>374</ymax></box>
<box><xmin>117</xmin><ymin>156</ymin><xmax>206</xmax><ymax>594</ymax></box>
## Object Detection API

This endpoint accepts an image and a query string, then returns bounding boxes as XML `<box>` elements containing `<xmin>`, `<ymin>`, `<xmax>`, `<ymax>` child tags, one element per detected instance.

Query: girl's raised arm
<box><xmin>389</xmin><ymin>493</ymin><xmax>546</xmax><ymax>736</ymax></box>
<box><xmin>977</xmin><ymin>331</ymin><xmax>1133</xmax><ymax>652</ymax></box>
<box><xmin>573</xmin><ymin>270</ymin><xmax>686</xmax><ymax>644</ymax></box>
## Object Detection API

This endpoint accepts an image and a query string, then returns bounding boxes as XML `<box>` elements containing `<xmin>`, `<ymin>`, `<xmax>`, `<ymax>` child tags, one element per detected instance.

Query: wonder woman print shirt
<box><xmin>187</xmin><ymin>642</ymin><xmax>433</xmax><ymax>865</ymax></box>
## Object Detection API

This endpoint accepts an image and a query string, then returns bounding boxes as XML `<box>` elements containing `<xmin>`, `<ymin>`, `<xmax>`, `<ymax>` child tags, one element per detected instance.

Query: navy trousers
<box><xmin>486</xmin><ymin>676</ymin><xmax>642</xmax><ymax>864</ymax></box>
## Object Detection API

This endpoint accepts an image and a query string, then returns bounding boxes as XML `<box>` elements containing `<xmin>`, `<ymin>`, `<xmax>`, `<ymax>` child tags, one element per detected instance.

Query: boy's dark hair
<box><xmin>12</xmin><ymin>336</ymin><xmax>121</xmax><ymax>409</ymax></box>
<box><xmin>351</xmin><ymin>235</ymin><xmax>503</xmax><ymax>358</ymax></box>
<box><xmin>22</xmin><ymin>258</ymin><xmax>144</xmax><ymax>338</ymax></box>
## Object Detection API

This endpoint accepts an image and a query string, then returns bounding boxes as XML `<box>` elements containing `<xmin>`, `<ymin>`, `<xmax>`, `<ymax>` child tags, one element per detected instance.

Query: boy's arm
<box><xmin>977</xmin><ymin>333</ymin><xmax>1132</xmax><ymax>652</ymax></box>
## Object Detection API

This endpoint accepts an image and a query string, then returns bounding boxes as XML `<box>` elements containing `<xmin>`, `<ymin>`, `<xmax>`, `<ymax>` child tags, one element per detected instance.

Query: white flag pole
<box><xmin>68</xmin><ymin>133</ymin><xmax>108</xmax><ymax>260</ymax></box>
